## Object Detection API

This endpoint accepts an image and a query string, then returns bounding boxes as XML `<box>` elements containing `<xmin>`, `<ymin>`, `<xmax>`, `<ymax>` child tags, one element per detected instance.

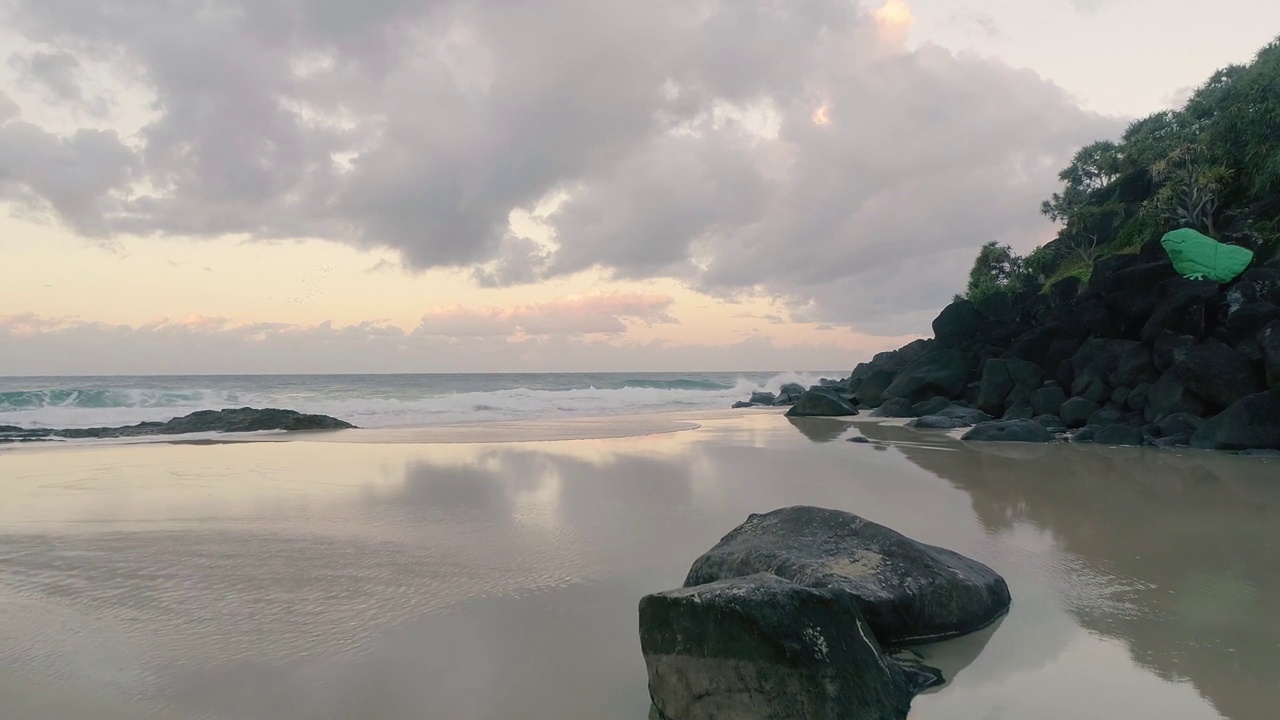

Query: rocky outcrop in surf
<box><xmin>0</xmin><ymin>407</ymin><xmax>355</xmax><ymax>443</ymax></box>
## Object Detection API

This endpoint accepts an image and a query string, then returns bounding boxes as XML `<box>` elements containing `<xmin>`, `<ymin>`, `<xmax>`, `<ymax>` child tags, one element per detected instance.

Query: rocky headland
<box><xmin>739</xmin><ymin>244</ymin><xmax>1280</xmax><ymax>452</ymax></box>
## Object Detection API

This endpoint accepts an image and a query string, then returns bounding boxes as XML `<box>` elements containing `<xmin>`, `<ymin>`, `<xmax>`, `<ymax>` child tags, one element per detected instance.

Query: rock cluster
<box><xmin>639</xmin><ymin>506</ymin><xmax>1010</xmax><ymax>720</ymax></box>
<box><xmin>736</xmin><ymin>241</ymin><xmax>1280</xmax><ymax>451</ymax></box>
<box><xmin>0</xmin><ymin>407</ymin><xmax>356</xmax><ymax>443</ymax></box>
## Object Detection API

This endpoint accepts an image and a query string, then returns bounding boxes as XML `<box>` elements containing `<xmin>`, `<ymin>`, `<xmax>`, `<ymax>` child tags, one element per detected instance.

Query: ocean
<box><xmin>0</xmin><ymin>372</ymin><xmax>841</xmax><ymax>431</ymax></box>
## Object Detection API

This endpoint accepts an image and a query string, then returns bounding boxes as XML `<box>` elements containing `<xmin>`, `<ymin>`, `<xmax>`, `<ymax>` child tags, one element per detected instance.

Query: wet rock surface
<box><xmin>0</xmin><ymin>408</ymin><xmax>356</xmax><ymax>443</ymax></box>
<box><xmin>640</xmin><ymin>506</ymin><xmax>1010</xmax><ymax>719</ymax></box>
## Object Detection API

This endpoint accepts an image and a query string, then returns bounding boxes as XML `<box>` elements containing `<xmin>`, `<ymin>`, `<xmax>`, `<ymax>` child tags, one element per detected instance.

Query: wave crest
<box><xmin>0</xmin><ymin>372</ymin><xmax>834</xmax><ymax>430</ymax></box>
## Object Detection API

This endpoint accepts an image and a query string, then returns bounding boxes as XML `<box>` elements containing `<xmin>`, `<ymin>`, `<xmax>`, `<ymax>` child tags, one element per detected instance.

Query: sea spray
<box><xmin>0</xmin><ymin>372</ymin><xmax>837</xmax><ymax>430</ymax></box>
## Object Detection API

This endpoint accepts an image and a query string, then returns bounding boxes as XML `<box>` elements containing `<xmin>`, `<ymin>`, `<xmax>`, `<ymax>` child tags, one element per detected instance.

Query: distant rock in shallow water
<box><xmin>785</xmin><ymin>388</ymin><xmax>859</xmax><ymax>418</ymax></box>
<box><xmin>0</xmin><ymin>408</ymin><xmax>355</xmax><ymax>441</ymax></box>
<box><xmin>907</xmin><ymin>415</ymin><xmax>959</xmax><ymax>430</ymax></box>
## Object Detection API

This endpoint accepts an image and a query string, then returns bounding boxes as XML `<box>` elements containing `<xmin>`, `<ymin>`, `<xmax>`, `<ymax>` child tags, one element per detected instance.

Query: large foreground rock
<box><xmin>1190</xmin><ymin>390</ymin><xmax>1280</xmax><ymax>451</ymax></box>
<box><xmin>0</xmin><ymin>408</ymin><xmax>356</xmax><ymax>442</ymax></box>
<box><xmin>639</xmin><ymin>573</ymin><xmax>936</xmax><ymax>720</ymax></box>
<box><xmin>682</xmin><ymin>507</ymin><xmax>1011</xmax><ymax>645</ymax></box>
<box><xmin>785</xmin><ymin>389</ymin><xmax>859</xmax><ymax>418</ymax></box>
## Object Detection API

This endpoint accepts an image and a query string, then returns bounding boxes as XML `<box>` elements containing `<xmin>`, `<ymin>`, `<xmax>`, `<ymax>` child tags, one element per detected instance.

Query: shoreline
<box><xmin>0</xmin><ymin>407</ymin><xmax>793</xmax><ymax>453</ymax></box>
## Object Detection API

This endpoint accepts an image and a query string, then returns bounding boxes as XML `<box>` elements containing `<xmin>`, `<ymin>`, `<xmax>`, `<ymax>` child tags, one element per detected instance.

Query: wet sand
<box><xmin>0</xmin><ymin>413</ymin><xmax>1276</xmax><ymax>719</ymax></box>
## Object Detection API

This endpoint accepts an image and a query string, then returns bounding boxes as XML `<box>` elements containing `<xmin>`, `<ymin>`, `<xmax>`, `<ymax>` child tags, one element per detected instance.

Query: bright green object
<box><xmin>1160</xmin><ymin>228</ymin><xmax>1254</xmax><ymax>283</ymax></box>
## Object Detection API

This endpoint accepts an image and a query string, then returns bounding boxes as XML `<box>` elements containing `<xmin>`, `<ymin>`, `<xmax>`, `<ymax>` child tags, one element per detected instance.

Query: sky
<box><xmin>2</xmin><ymin>0</ymin><xmax>1278</xmax><ymax>374</ymax></box>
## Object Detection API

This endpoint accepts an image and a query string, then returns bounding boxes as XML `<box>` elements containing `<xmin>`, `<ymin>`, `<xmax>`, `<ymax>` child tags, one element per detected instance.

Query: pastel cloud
<box><xmin>414</xmin><ymin>292</ymin><xmax>677</xmax><ymax>337</ymax></box>
<box><xmin>0</xmin><ymin>312</ymin><xmax>858</xmax><ymax>375</ymax></box>
<box><xmin>0</xmin><ymin>0</ymin><xmax>1117</xmax><ymax>332</ymax></box>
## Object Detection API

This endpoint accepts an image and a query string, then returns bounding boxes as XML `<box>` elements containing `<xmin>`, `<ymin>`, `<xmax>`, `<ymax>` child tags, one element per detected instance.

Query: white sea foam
<box><xmin>0</xmin><ymin>372</ymin><xmax>833</xmax><ymax>431</ymax></box>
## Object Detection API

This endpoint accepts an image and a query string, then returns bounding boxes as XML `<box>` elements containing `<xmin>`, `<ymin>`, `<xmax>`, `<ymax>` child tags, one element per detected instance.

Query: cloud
<box><xmin>414</xmin><ymin>292</ymin><xmax>677</xmax><ymax>337</ymax></box>
<box><xmin>0</xmin><ymin>0</ymin><xmax>1118</xmax><ymax>332</ymax></box>
<box><xmin>951</xmin><ymin>10</ymin><xmax>1001</xmax><ymax>38</ymax></box>
<box><xmin>7</xmin><ymin>49</ymin><xmax>102</xmax><ymax>111</ymax></box>
<box><xmin>0</xmin><ymin>312</ymin><xmax>856</xmax><ymax>374</ymax></box>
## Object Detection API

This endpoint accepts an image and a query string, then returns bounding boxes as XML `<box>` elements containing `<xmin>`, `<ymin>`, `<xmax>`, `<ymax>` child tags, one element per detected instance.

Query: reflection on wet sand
<box><xmin>854</xmin><ymin>421</ymin><xmax>1279</xmax><ymax>720</ymax></box>
<box><xmin>0</xmin><ymin>415</ymin><xmax>1273</xmax><ymax>719</ymax></box>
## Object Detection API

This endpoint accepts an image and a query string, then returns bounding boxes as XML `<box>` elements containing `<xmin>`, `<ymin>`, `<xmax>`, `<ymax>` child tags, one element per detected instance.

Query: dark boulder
<box><xmin>1030</xmin><ymin>386</ymin><xmax>1067</xmax><ymax>417</ymax></box>
<box><xmin>935</xmin><ymin>404</ymin><xmax>989</xmax><ymax>423</ymax></box>
<box><xmin>732</xmin><ymin>401</ymin><xmax>754</xmax><ymax>409</ymax></box>
<box><xmin>1060</xmin><ymin>398</ymin><xmax>1101</xmax><ymax>429</ymax></box>
<box><xmin>786</xmin><ymin>389</ymin><xmax>860</xmax><ymax>418</ymax></box>
<box><xmin>911</xmin><ymin>397</ymin><xmax>952</xmax><ymax>417</ymax></box>
<box><xmin>1153</xmin><ymin>334</ymin><xmax>1197</xmax><ymax>373</ymax></box>
<box><xmin>1227</xmin><ymin>268</ymin><xmax>1280</xmax><ymax>306</ymax></box>
<box><xmin>1087</xmin><ymin>406</ymin><xmax>1126</xmax><ymax>427</ymax></box>
<box><xmin>961</xmin><ymin>420</ymin><xmax>1055</xmax><ymax>444</ymax></box>
<box><xmin>907</xmin><ymin>415</ymin><xmax>960</xmax><ymax>430</ymax></box>
<box><xmin>1154</xmin><ymin>433</ymin><xmax>1193</xmax><ymax>448</ymax></box>
<box><xmin>881</xmin><ymin>348</ymin><xmax>970</xmax><ymax>404</ymax></box>
<box><xmin>749</xmin><ymin>391</ymin><xmax>778</xmax><ymax>406</ymax></box>
<box><xmin>1259</xmin><ymin>321</ymin><xmax>1280</xmax><ymax>389</ymax></box>
<box><xmin>1049</xmin><ymin>276</ymin><xmax>1081</xmax><ymax>305</ymax></box>
<box><xmin>976</xmin><ymin>359</ymin><xmax>1014</xmax><ymax>415</ymax></box>
<box><xmin>1190</xmin><ymin>390</ymin><xmax>1280</xmax><ymax>451</ymax></box>
<box><xmin>1127</xmin><ymin>383</ymin><xmax>1152</xmax><ymax>413</ymax></box>
<box><xmin>639</xmin><ymin>573</ymin><xmax>936</xmax><ymax>720</ymax></box>
<box><xmin>1008</xmin><ymin>324</ymin><xmax>1061</xmax><ymax>366</ymax></box>
<box><xmin>779</xmin><ymin>383</ymin><xmax>806</xmax><ymax>399</ymax></box>
<box><xmin>1142</xmin><ymin>279</ymin><xmax>1218</xmax><ymax>342</ymax></box>
<box><xmin>1146</xmin><ymin>371</ymin><xmax>1206</xmax><ymax>422</ymax></box>
<box><xmin>1155</xmin><ymin>412</ymin><xmax>1205</xmax><ymax>438</ymax></box>
<box><xmin>847</xmin><ymin>436</ymin><xmax>873</xmax><ymax>444</ymax></box>
<box><xmin>1089</xmin><ymin>424</ymin><xmax>1146</xmax><ymax>447</ymax></box>
<box><xmin>1034</xmin><ymin>414</ymin><xmax>1066</xmax><ymax>433</ymax></box>
<box><xmin>1070</xmin><ymin>339</ymin><xmax>1138</xmax><ymax>404</ymax></box>
<box><xmin>932</xmin><ymin>299</ymin><xmax>986</xmax><ymax>348</ymax></box>
<box><xmin>1111</xmin><ymin>386</ymin><xmax>1131</xmax><ymax>408</ymax></box>
<box><xmin>858</xmin><ymin>370</ymin><xmax>897</xmax><ymax>408</ymax></box>
<box><xmin>870</xmin><ymin>398</ymin><xmax>915</xmax><ymax>418</ymax></box>
<box><xmin>1114</xmin><ymin>345</ymin><xmax>1159</xmax><ymax>387</ymax></box>
<box><xmin>1171</xmin><ymin>341</ymin><xmax>1263</xmax><ymax>411</ymax></box>
<box><xmin>1101</xmin><ymin>262</ymin><xmax>1180</xmax><ymax>334</ymax></box>
<box><xmin>1070</xmin><ymin>427</ymin><xmax>1097</xmax><ymax>444</ymax></box>
<box><xmin>682</xmin><ymin>507</ymin><xmax>1012</xmax><ymax>646</ymax></box>
<box><xmin>1000</xmin><ymin>401</ymin><xmax>1034</xmax><ymax>421</ymax></box>
<box><xmin>1227</xmin><ymin>302</ymin><xmax>1279</xmax><ymax>341</ymax></box>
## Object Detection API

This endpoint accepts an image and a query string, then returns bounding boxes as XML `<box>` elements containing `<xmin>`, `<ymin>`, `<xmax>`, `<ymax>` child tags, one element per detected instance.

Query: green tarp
<box><xmin>1161</xmin><ymin>228</ymin><xmax>1254</xmax><ymax>283</ymax></box>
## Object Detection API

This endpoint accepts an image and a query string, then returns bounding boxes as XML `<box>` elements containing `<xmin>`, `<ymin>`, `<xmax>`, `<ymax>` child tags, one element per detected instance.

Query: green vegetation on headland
<box><xmin>964</xmin><ymin>34</ymin><xmax>1280</xmax><ymax>304</ymax></box>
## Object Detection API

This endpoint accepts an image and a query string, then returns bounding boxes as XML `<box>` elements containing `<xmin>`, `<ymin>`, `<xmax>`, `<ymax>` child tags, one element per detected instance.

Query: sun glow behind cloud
<box><xmin>811</xmin><ymin>104</ymin><xmax>832</xmax><ymax>126</ymax></box>
<box><xmin>874</xmin><ymin>0</ymin><xmax>915</xmax><ymax>29</ymax></box>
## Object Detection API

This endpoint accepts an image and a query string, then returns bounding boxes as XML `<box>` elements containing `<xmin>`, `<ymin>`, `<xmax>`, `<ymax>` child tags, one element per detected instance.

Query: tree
<box><xmin>965</xmin><ymin>241</ymin><xmax>1023</xmax><ymax>303</ymax></box>
<box><xmin>1147</xmin><ymin>144</ymin><xmax>1232</xmax><ymax>235</ymax></box>
<box><xmin>1059</xmin><ymin>141</ymin><xmax>1123</xmax><ymax>193</ymax></box>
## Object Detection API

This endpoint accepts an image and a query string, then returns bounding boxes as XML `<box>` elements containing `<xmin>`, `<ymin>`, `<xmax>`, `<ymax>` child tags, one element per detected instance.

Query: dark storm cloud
<box><xmin>0</xmin><ymin>0</ymin><xmax>1118</xmax><ymax>329</ymax></box>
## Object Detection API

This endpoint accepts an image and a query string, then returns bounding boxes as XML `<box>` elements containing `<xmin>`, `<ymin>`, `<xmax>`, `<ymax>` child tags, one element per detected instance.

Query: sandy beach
<box><xmin>1</xmin><ymin>412</ymin><xmax>1276</xmax><ymax>719</ymax></box>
